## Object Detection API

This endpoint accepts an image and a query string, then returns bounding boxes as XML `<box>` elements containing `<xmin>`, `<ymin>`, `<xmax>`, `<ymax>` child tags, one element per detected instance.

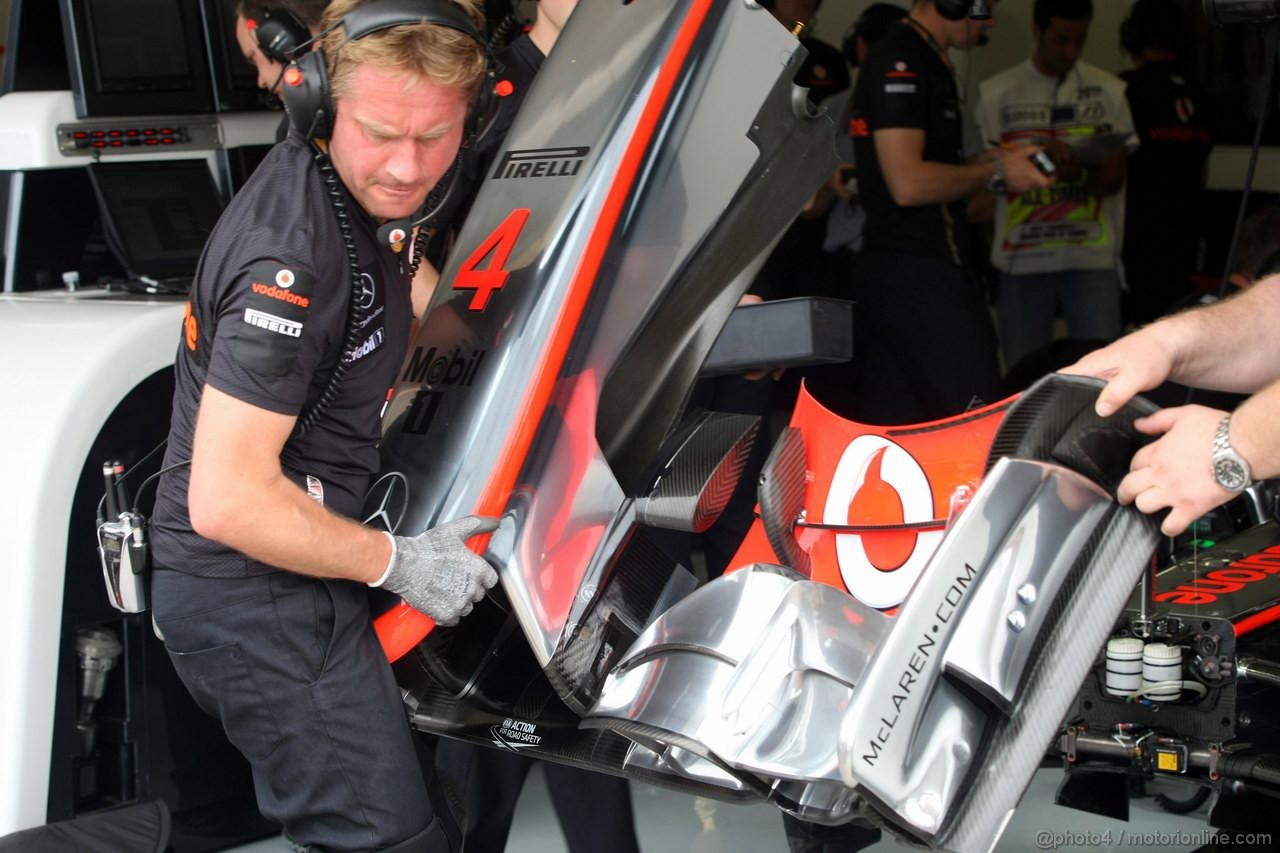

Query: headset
<box><xmin>936</xmin><ymin>0</ymin><xmax>992</xmax><ymax>21</ymax></box>
<box><xmin>281</xmin><ymin>0</ymin><xmax>493</xmax><ymax>142</ymax></box>
<box><xmin>248</xmin><ymin>7</ymin><xmax>312</xmax><ymax>64</ymax></box>
<box><xmin>276</xmin><ymin>1</ymin><xmax>499</xmax><ymax>434</ymax></box>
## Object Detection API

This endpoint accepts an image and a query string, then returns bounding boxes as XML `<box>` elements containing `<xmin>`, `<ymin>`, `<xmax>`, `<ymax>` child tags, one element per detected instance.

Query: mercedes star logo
<box><xmin>362</xmin><ymin>471</ymin><xmax>410</xmax><ymax>534</ymax></box>
<box><xmin>357</xmin><ymin>273</ymin><xmax>377</xmax><ymax>310</ymax></box>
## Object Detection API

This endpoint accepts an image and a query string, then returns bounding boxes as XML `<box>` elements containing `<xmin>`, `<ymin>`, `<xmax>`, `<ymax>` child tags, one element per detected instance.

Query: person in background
<box><xmin>976</xmin><ymin>0</ymin><xmax>1138</xmax><ymax>373</ymax></box>
<box><xmin>234</xmin><ymin>1</ymin><xmax>327</xmax><ymax>101</ymax></box>
<box><xmin>1118</xmin><ymin>0</ymin><xmax>1213</xmax><ymax>325</ymax></box>
<box><xmin>823</xmin><ymin>2</ymin><xmax>908</xmax><ymax>258</ymax></box>
<box><xmin>847</xmin><ymin>0</ymin><xmax>1053</xmax><ymax>426</ymax></box>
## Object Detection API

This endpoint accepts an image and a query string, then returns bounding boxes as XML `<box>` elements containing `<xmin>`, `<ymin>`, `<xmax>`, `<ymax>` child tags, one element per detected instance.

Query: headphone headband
<box><xmin>281</xmin><ymin>0</ymin><xmax>490</xmax><ymax>142</ymax></box>
<box><xmin>935</xmin><ymin>0</ymin><xmax>992</xmax><ymax>21</ymax></box>
<box><xmin>338</xmin><ymin>0</ymin><xmax>484</xmax><ymax>44</ymax></box>
<box><xmin>252</xmin><ymin>7</ymin><xmax>311</xmax><ymax>65</ymax></box>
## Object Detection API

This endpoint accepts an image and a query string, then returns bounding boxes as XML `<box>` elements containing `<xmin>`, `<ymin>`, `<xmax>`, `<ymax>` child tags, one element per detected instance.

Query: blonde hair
<box><xmin>321</xmin><ymin>0</ymin><xmax>488</xmax><ymax>100</ymax></box>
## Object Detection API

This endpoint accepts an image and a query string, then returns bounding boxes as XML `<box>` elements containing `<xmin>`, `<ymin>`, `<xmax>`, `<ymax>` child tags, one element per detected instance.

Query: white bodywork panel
<box><xmin>0</xmin><ymin>289</ymin><xmax>183</xmax><ymax>834</ymax></box>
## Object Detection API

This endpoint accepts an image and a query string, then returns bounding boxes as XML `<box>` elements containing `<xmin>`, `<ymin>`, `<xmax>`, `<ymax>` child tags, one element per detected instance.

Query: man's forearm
<box><xmin>1225</xmin><ymin>378</ymin><xmax>1280</xmax><ymax>481</ymax></box>
<box><xmin>191</xmin><ymin>469</ymin><xmax>390</xmax><ymax>584</ymax></box>
<box><xmin>1165</xmin><ymin>277</ymin><xmax>1280</xmax><ymax>393</ymax></box>
<box><xmin>886</xmin><ymin>159</ymin><xmax>994</xmax><ymax>206</ymax></box>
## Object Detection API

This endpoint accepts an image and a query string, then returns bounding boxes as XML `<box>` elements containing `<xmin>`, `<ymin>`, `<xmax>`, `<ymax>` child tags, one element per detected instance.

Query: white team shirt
<box><xmin>976</xmin><ymin>59</ymin><xmax>1139</xmax><ymax>274</ymax></box>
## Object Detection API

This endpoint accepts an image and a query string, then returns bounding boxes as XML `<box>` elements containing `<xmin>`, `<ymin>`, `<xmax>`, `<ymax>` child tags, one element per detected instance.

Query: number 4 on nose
<box><xmin>452</xmin><ymin>208</ymin><xmax>531</xmax><ymax>311</ymax></box>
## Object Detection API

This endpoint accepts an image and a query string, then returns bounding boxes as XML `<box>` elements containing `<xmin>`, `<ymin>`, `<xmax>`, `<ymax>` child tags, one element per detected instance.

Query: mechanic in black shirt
<box><xmin>849</xmin><ymin>0</ymin><xmax>1053</xmax><ymax>425</ymax></box>
<box><xmin>149</xmin><ymin>2</ymin><xmax>497</xmax><ymax>850</ymax></box>
<box><xmin>1119</xmin><ymin>0</ymin><xmax>1213</xmax><ymax>325</ymax></box>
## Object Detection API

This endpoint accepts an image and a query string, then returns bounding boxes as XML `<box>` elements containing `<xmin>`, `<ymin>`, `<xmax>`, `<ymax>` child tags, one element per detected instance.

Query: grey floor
<box><xmin>232</xmin><ymin>765</ymin><xmax>1218</xmax><ymax>853</ymax></box>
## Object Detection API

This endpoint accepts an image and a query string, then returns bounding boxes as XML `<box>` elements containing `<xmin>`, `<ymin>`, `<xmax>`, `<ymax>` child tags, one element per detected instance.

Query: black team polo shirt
<box><xmin>851</xmin><ymin>21</ymin><xmax>972</xmax><ymax>267</ymax></box>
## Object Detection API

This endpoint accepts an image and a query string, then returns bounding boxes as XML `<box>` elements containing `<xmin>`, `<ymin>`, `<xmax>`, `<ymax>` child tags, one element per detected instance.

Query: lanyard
<box><xmin>906</xmin><ymin>16</ymin><xmax>953</xmax><ymax>72</ymax></box>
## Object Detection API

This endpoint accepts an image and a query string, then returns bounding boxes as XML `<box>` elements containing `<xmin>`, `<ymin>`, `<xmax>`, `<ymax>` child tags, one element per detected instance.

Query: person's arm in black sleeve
<box><xmin>864</xmin><ymin>50</ymin><xmax>1052</xmax><ymax>206</ymax></box>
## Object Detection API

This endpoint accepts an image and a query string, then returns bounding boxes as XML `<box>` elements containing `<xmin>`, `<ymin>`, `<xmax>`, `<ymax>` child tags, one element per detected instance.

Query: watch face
<box><xmin>1214</xmin><ymin>457</ymin><xmax>1248</xmax><ymax>491</ymax></box>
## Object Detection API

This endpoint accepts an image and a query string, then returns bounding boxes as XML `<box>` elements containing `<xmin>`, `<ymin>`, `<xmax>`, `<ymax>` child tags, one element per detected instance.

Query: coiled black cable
<box><xmin>489</xmin><ymin>11</ymin><xmax>520</xmax><ymax>52</ymax></box>
<box><xmin>293</xmin><ymin>149</ymin><xmax>369</xmax><ymax>435</ymax></box>
<box><xmin>294</xmin><ymin>145</ymin><xmax>433</xmax><ymax>435</ymax></box>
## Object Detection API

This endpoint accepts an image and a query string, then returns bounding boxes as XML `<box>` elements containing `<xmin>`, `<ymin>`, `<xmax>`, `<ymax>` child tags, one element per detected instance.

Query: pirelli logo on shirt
<box><xmin>234</xmin><ymin>260</ymin><xmax>316</xmax><ymax>376</ymax></box>
<box><xmin>244</xmin><ymin>307</ymin><xmax>303</xmax><ymax>337</ymax></box>
<box><xmin>884</xmin><ymin>60</ymin><xmax>918</xmax><ymax>94</ymax></box>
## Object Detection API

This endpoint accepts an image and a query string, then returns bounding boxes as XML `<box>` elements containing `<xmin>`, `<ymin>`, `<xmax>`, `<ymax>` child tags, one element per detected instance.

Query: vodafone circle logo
<box><xmin>823</xmin><ymin>436</ymin><xmax>942</xmax><ymax>610</ymax></box>
<box><xmin>389</xmin><ymin>228</ymin><xmax>407</xmax><ymax>244</ymax></box>
<box><xmin>276</xmin><ymin>269</ymin><xmax>295</xmax><ymax>288</ymax></box>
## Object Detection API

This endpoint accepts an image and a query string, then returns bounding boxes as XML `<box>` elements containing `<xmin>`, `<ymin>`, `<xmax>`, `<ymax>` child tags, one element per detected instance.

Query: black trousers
<box><xmin>846</xmin><ymin>251</ymin><xmax>1002</xmax><ymax>426</ymax></box>
<box><xmin>433</xmin><ymin>739</ymin><xmax>640</xmax><ymax>853</ymax></box>
<box><xmin>151</xmin><ymin>569</ymin><xmax>458</xmax><ymax>853</ymax></box>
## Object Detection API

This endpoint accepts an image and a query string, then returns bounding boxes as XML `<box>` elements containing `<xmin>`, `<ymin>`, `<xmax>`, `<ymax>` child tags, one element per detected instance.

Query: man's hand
<box><xmin>1118</xmin><ymin>405</ymin><xmax>1234</xmax><ymax>536</ymax></box>
<box><xmin>1001</xmin><ymin>145</ymin><xmax>1056</xmax><ymax>195</ymax></box>
<box><xmin>1041</xmin><ymin>139</ymin><xmax>1081</xmax><ymax>182</ymax></box>
<box><xmin>380</xmin><ymin>515</ymin><xmax>500</xmax><ymax>626</ymax></box>
<box><xmin>1059</xmin><ymin>331</ymin><xmax>1176</xmax><ymax>417</ymax></box>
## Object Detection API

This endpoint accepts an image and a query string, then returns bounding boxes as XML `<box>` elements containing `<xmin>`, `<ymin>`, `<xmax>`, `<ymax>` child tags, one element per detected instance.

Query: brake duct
<box><xmin>585</xmin><ymin>375</ymin><xmax>1164</xmax><ymax>851</ymax></box>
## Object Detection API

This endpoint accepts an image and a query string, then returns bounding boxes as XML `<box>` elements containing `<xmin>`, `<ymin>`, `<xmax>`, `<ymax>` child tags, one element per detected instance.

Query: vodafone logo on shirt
<box><xmin>276</xmin><ymin>269</ymin><xmax>296</xmax><ymax>288</ymax></box>
<box><xmin>251</xmin><ymin>282</ymin><xmax>310</xmax><ymax>308</ymax></box>
<box><xmin>823</xmin><ymin>436</ymin><xmax>943</xmax><ymax>610</ymax></box>
<box><xmin>886</xmin><ymin>60</ymin><xmax>917</xmax><ymax>79</ymax></box>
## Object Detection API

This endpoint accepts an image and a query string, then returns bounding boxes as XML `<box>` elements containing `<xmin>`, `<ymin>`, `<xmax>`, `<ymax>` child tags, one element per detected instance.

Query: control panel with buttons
<box><xmin>57</xmin><ymin>119</ymin><xmax>222</xmax><ymax>155</ymax></box>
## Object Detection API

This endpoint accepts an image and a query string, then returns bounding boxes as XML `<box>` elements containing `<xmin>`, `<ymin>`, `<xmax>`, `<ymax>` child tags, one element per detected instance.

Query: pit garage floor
<box><xmin>232</xmin><ymin>766</ymin><xmax>1230</xmax><ymax>853</ymax></box>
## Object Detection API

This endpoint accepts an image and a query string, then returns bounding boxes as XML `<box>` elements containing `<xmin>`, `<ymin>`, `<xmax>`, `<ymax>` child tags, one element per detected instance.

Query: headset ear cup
<box><xmin>282</xmin><ymin>50</ymin><xmax>333</xmax><ymax>141</ymax></box>
<box><xmin>255</xmin><ymin>8</ymin><xmax>311</xmax><ymax>64</ymax></box>
<box><xmin>935</xmin><ymin>0</ymin><xmax>967</xmax><ymax>21</ymax></box>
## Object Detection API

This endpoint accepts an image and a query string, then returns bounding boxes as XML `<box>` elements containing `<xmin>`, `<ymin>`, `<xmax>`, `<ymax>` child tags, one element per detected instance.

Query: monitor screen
<box><xmin>89</xmin><ymin>2</ymin><xmax>192</xmax><ymax>92</ymax></box>
<box><xmin>3</xmin><ymin>168</ymin><xmax>126</xmax><ymax>292</ymax></box>
<box><xmin>87</xmin><ymin>160</ymin><xmax>225</xmax><ymax>280</ymax></box>
<box><xmin>61</xmin><ymin>0</ymin><xmax>214</xmax><ymax>116</ymax></box>
<box><xmin>3</xmin><ymin>0</ymin><xmax>71</xmax><ymax>94</ymax></box>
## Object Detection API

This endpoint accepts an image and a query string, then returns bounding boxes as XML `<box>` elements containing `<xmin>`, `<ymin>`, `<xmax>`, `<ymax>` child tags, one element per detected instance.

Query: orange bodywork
<box><xmin>728</xmin><ymin>383</ymin><xmax>1016</xmax><ymax>610</ymax></box>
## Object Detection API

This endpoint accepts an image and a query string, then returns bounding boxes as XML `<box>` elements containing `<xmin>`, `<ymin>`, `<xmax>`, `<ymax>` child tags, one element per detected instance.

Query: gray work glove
<box><xmin>377</xmin><ymin>515</ymin><xmax>500</xmax><ymax>626</ymax></box>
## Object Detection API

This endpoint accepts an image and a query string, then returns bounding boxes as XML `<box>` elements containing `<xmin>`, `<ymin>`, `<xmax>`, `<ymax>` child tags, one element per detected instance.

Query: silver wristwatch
<box><xmin>987</xmin><ymin>158</ymin><xmax>1007</xmax><ymax>194</ymax></box>
<box><xmin>1212</xmin><ymin>413</ymin><xmax>1254</xmax><ymax>493</ymax></box>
